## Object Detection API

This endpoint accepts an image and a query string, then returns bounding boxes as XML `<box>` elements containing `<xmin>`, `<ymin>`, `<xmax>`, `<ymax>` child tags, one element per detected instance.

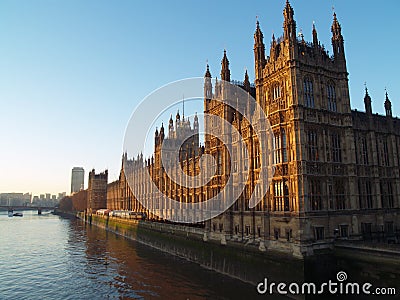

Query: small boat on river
<box><xmin>13</xmin><ymin>212</ymin><xmax>23</xmax><ymax>217</ymax></box>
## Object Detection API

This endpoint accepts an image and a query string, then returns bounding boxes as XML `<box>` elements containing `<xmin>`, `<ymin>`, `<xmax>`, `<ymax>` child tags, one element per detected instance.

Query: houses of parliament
<box><xmin>90</xmin><ymin>1</ymin><xmax>400</xmax><ymax>257</ymax></box>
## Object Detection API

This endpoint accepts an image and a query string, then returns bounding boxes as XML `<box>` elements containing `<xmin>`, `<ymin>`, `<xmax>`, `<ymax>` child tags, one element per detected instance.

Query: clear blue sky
<box><xmin>0</xmin><ymin>0</ymin><xmax>398</xmax><ymax>196</ymax></box>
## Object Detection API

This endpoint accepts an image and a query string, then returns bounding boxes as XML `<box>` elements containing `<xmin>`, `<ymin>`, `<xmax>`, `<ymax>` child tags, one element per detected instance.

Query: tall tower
<box><xmin>87</xmin><ymin>169</ymin><xmax>108</xmax><ymax>213</ymax></box>
<box><xmin>71</xmin><ymin>167</ymin><xmax>84</xmax><ymax>194</ymax></box>
<box><xmin>254</xmin><ymin>2</ymin><xmax>354</xmax><ymax>255</ymax></box>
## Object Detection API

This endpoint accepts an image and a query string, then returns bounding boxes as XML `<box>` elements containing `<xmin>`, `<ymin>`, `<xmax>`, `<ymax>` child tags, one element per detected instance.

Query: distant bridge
<box><xmin>0</xmin><ymin>206</ymin><xmax>55</xmax><ymax>214</ymax></box>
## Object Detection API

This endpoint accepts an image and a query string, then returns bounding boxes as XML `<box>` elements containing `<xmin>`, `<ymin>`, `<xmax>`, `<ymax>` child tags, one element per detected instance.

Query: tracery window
<box><xmin>309</xmin><ymin>179</ymin><xmax>322</xmax><ymax>210</ymax></box>
<box><xmin>272</xmin><ymin>83</ymin><xmax>281</xmax><ymax>102</ymax></box>
<box><xmin>274</xmin><ymin>180</ymin><xmax>289</xmax><ymax>211</ymax></box>
<box><xmin>274</xmin><ymin>130</ymin><xmax>287</xmax><ymax>164</ymax></box>
<box><xmin>307</xmin><ymin>131</ymin><xmax>318</xmax><ymax>161</ymax></box>
<box><xmin>331</xmin><ymin>133</ymin><xmax>342</xmax><ymax>163</ymax></box>
<box><xmin>304</xmin><ymin>78</ymin><xmax>314</xmax><ymax>108</ymax></box>
<box><xmin>327</xmin><ymin>83</ymin><xmax>337</xmax><ymax>111</ymax></box>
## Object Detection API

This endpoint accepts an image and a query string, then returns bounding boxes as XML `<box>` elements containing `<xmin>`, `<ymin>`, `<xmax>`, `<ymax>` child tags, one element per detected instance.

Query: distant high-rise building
<box><xmin>71</xmin><ymin>167</ymin><xmax>85</xmax><ymax>194</ymax></box>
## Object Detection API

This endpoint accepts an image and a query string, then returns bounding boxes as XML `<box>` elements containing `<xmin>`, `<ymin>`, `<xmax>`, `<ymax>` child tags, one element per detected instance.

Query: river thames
<box><xmin>0</xmin><ymin>210</ymin><xmax>269</xmax><ymax>300</ymax></box>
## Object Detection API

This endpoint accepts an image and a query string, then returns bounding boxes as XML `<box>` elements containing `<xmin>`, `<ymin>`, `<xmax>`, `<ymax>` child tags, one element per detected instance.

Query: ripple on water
<box><xmin>0</xmin><ymin>211</ymin><xmax>269</xmax><ymax>300</ymax></box>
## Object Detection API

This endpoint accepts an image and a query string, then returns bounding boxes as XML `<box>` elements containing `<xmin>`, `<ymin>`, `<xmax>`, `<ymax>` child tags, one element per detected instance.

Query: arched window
<box><xmin>274</xmin><ymin>130</ymin><xmax>287</xmax><ymax>164</ymax></box>
<box><xmin>327</xmin><ymin>83</ymin><xmax>337</xmax><ymax>111</ymax></box>
<box><xmin>274</xmin><ymin>133</ymin><xmax>281</xmax><ymax>165</ymax></box>
<box><xmin>254</xmin><ymin>141</ymin><xmax>260</xmax><ymax>169</ymax></box>
<box><xmin>304</xmin><ymin>78</ymin><xmax>314</xmax><ymax>108</ymax></box>
<box><xmin>273</xmin><ymin>180</ymin><xmax>289</xmax><ymax>211</ymax></box>
<box><xmin>272</xmin><ymin>83</ymin><xmax>281</xmax><ymax>102</ymax></box>
<box><xmin>282</xmin><ymin>129</ymin><xmax>287</xmax><ymax>162</ymax></box>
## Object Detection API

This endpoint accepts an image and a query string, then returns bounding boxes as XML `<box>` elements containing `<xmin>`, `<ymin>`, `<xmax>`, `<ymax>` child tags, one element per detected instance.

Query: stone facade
<box><xmin>106</xmin><ymin>1</ymin><xmax>400</xmax><ymax>257</ymax></box>
<box><xmin>87</xmin><ymin>169</ymin><xmax>108</xmax><ymax>213</ymax></box>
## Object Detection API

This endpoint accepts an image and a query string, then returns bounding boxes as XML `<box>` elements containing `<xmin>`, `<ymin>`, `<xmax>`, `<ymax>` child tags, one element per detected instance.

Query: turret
<box><xmin>364</xmin><ymin>86</ymin><xmax>372</xmax><ymax>115</ymax></box>
<box><xmin>154</xmin><ymin>127</ymin><xmax>159</xmax><ymax>146</ymax></box>
<box><xmin>160</xmin><ymin>123</ymin><xmax>165</xmax><ymax>141</ymax></box>
<box><xmin>204</xmin><ymin>64</ymin><xmax>212</xmax><ymax>100</ymax></box>
<box><xmin>168</xmin><ymin>114</ymin><xmax>174</xmax><ymax>137</ymax></box>
<box><xmin>385</xmin><ymin>91</ymin><xmax>392</xmax><ymax>117</ymax></box>
<box><xmin>176</xmin><ymin>110</ymin><xmax>181</xmax><ymax>126</ymax></box>
<box><xmin>221</xmin><ymin>50</ymin><xmax>230</xmax><ymax>82</ymax></box>
<box><xmin>254</xmin><ymin>20</ymin><xmax>265</xmax><ymax>80</ymax></box>
<box><xmin>193</xmin><ymin>112</ymin><xmax>199</xmax><ymax>131</ymax></box>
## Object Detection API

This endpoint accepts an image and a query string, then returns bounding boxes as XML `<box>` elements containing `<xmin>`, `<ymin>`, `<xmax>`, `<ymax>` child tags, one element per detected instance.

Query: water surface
<box><xmin>0</xmin><ymin>211</ymin><xmax>268</xmax><ymax>299</ymax></box>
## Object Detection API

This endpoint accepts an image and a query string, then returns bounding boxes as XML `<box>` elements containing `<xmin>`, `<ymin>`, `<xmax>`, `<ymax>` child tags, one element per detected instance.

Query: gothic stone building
<box><xmin>107</xmin><ymin>1</ymin><xmax>400</xmax><ymax>257</ymax></box>
<box><xmin>87</xmin><ymin>169</ymin><xmax>108</xmax><ymax>214</ymax></box>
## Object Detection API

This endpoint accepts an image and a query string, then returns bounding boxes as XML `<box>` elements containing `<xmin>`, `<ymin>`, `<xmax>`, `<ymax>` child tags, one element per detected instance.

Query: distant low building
<box><xmin>0</xmin><ymin>193</ymin><xmax>31</xmax><ymax>206</ymax></box>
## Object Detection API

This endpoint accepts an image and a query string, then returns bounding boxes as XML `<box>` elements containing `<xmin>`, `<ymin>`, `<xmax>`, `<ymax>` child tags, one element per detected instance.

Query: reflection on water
<box><xmin>0</xmin><ymin>211</ymin><xmax>274</xmax><ymax>299</ymax></box>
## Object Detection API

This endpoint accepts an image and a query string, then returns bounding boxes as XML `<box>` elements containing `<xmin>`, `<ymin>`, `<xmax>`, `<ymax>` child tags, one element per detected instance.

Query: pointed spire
<box><xmin>160</xmin><ymin>122</ymin><xmax>165</xmax><ymax>140</ymax></box>
<box><xmin>221</xmin><ymin>49</ymin><xmax>230</xmax><ymax>82</ymax></box>
<box><xmin>193</xmin><ymin>112</ymin><xmax>199</xmax><ymax>131</ymax></box>
<box><xmin>182</xmin><ymin>95</ymin><xmax>185</xmax><ymax>119</ymax></box>
<box><xmin>312</xmin><ymin>21</ymin><xmax>318</xmax><ymax>47</ymax></box>
<box><xmin>385</xmin><ymin>89</ymin><xmax>392</xmax><ymax>117</ymax></box>
<box><xmin>331</xmin><ymin>12</ymin><xmax>342</xmax><ymax>36</ymax></box>
<box><xmin>331</xmin><ymin>11</ymin><xmax>345</xmax><ymax>62</ymax></box>
<box><xmin>283</xmin><ymin>0</ymin><xmax>296</xmax><ymax>41</ymax></box>
<box><xmin>168</xmin><ymin>114</ymin><xmax>174</xmax><ymax>133</ymax></box>
<box><xmin>254</xmin><ymin>17</ymin><xmax>264</xmax><ymax>44</ymax></box>
<box><xmin>254</xmin><ymin>19</ymin><xmax>265</xmax><ymax>80</ymax></box>
<box><xmin>243</xmin><ymin>69</ymin><xmax>250</xmax><ymax>92</ymax></box>
<box><xmin>364</xmin><ymin>83</ymin><xmax>372</xmax><ymax>115</ymax></box>
<box><xmin>284</xmin><ymin>0</ymin><xmax>294</xmax><ymax>19</ymax></box>
<box><xmin>204</xmin><ymin>64</ymin><xmax>211</xmax><ymax>78</ymax></box>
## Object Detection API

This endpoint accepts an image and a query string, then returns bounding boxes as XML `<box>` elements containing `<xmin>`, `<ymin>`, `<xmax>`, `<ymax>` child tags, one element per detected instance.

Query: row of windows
<box><xmin>308</xmin><ymin>179</ymin><xmax>395</xmax><ymax>211</ymax></box>
<box><xmin>227</xmin><ymin>178</ymin><xmax>395</xmax><ymax>213</ymax></box>
<box><xmin>307</xmin><ymin>131</ymin><xmax>342</xmax><ymax>162</ymax></box>
<box><xmin>233</xmin><ymin>130</ymin><xmax>288</xmax><ymax>170</ymax></box>
<box><xmin>356</xmin><ymin>137</ymin><xmax>390</xmax><ymax>166</ymax></box>
<box><xmin>314</xmin><ymin>222</ymin><xmax>396</xmax><ymax>241</ymax></box>
<box><xmin>314</xmin><ymin>225</ymin><xmax>349</xmax><ymax>240</ymax></box>
<box><xmin>303</xmin><ymin>78</ymin><xmax>337</xmax><ymax>111</ymax></box>
<box><xmin>268</xmin><ymin>79</ymin><xmax>338</xmax><ymax>111</ymax></box>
